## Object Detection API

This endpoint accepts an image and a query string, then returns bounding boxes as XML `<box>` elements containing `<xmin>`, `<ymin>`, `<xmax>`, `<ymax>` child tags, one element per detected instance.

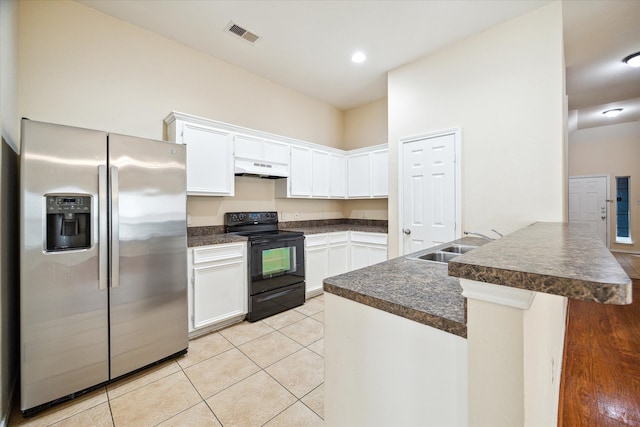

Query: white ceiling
<box><xmin>79</xmin><ymin>0</ymin><xmax>640</xmax><ymax>130</ymax></box>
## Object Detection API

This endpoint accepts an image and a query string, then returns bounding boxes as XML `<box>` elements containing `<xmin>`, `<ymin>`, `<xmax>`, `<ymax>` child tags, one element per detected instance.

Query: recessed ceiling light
<box><xmin>351</xmin><ymin>51</ymin><xmax>366</xmax><ymax>64</ymax></box>
<box><xmin>603</xmin><ymin>108</ymin><xmax>623</xmax><ymax>118</ymax></box>
<box><xmin>623</xmin><ymin>52</ymin><xmax>640</xmax><ymax>68</ymax></box>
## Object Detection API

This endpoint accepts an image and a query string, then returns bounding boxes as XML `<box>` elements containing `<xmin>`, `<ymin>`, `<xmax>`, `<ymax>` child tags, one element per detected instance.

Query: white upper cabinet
<box><xmin>329</xmin><ymin>153</ymin><xmax>347</xmax><ymax>198</ymax></box>
<box><xmin>165</xmin><ymin>115</ymin><xmax>234</xmax><ymax>197</ymax></box>
<box><xmin>311</xmin><ymin>150</ymin><xmax>330</xmax><ymax>197</ymax></box>
<box><xmin>347</xmin><ymin>153</ymin><xmax>371</xmax><ymax>198</ymax></box>
<box><xmin>277</xmin><ymin>145</ymin><xmax>348</xmax><ymax>199</ymax></box>
<box><xmin>288</xmin><ymin>145</ymin><xmax>313</xmax><ymax>196</ymax></box>
<box><xmin>347</xmin><ymin>147</ymin><xmax>388</xmax><ymax>198</ymax></box>
<box><xmin>166</xmin><ymin>111</ymin><xmax>387</xmax><ymax>200</ymax></box>
<box><xmin>371</xmin><ymin>149</ymin><xmax>389</xmax><ymax>197</ymax></box>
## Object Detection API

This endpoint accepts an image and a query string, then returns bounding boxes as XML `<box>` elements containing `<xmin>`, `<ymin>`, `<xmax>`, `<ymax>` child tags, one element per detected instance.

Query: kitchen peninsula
<box><xmin>323</xmin><ymin>222</ymin><xmax>631</xmax><ymax>427</ymax></box>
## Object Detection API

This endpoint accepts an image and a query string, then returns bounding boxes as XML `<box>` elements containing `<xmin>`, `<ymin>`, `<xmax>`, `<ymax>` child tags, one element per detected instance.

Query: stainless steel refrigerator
<box><xmin>19</xmin><ymin>119</ymin><xmax>188</xmax><ymax>414</ymax></box>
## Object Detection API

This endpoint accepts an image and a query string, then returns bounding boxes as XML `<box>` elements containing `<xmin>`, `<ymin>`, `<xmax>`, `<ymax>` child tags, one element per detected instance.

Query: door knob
<box><xmin>403</xmin><ymin>228</ymin><xmax>411</xmax><ymax>235</ymax></box>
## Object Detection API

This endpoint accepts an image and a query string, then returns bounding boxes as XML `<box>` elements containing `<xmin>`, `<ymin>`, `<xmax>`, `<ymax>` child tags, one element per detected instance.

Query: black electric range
<box><xmin>225</xmin><ymin>212</ymin><xmax>305</xmax><ymax>321</ymax></box>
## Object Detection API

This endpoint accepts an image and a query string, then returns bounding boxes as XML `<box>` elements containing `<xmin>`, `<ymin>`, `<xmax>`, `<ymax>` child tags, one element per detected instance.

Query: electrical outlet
<box><xmin>187</xmin><ymin>213</ymin><xmax>191</xmax><ymax>226</ymax></box>
<box><xmin>281</xmin><ymin>211</ymin><xmax>286</xmax><ymax>220</ymax></box>
<box><xmin>295</xmin><ymin>212</ymin><xmax>299</xmax><ymax>219</ymax></box>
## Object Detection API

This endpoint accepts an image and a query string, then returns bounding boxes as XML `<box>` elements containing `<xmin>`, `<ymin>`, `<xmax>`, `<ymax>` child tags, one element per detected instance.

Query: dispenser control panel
<box><xmin>46</xmin><ymin>196</ymin><xmax>91</xmax><ymax>214</ymax></box>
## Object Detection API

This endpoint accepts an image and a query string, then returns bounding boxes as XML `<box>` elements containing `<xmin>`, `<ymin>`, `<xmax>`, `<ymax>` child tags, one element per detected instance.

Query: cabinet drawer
<box><xmin>305</xmin><ymin>233</ymin><xmax>329</xmax><ymax>247</ymax></box>
<box><xmin>193</xmin><ymin>243</ymin><xmax>245</xmax><ymax>264</ymax></box>
<box><xmin>350</xmin><ymin>232</ymin><xmax>388</xmax><ymax>245</ymax></box>
<box><xmin>328</xmin><ymin>232</ymin><xmax>349</xmax><ymax>244</ymax></box>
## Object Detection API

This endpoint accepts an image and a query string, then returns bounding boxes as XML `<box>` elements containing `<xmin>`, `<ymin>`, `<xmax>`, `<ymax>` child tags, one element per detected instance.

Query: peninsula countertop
<box><xmin>448</xmin><ymin>222</ymin><xmax>632</xmax><ymax>305</ymax></box>
<box><xmin>323</xmin><ymin>236</ymin><xmax>487</xmax><ymax>338</ymax></box>
<box><xmin>323</xmin><ymin>222</ymin><xmax>632</xmax><ymax>339</ymax></box>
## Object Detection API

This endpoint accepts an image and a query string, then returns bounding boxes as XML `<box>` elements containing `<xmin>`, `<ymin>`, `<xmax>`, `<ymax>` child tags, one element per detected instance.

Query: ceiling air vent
<box><xmin>225</xmin><ymin>22</ymin><xmax>260</xmax><ymax>44</ymax></box>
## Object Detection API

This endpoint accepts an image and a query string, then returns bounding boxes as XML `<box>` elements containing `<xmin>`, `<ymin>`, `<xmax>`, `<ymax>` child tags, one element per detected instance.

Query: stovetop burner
<box><xmin>224</xmin><ymin>211</ymin><xmax>303</xmax><ymax>241</ymax></box>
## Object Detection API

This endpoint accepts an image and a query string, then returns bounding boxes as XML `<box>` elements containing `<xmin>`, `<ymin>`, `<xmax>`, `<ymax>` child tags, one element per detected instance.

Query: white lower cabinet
<box><xmin>188</xmin><ymin>242</ymin><xmax>247</xmax><ymax>337</ymax></box>
<box><xmin>349</xmin><ymin>231</ymin><xmax>388</xmax><ymax>270</ymax></box>
<box><xmin>305</xmin><ymin>234</ymin><xmax>330</xmax><ymax>298</ymax></box>
<box><xmin>305</xmin><ymin>231</ymin><xmax>386</xmax><ymax>296</ymax></box>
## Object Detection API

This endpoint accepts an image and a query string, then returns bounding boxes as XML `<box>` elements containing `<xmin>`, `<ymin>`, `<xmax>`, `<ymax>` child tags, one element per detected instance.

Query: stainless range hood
<box><xmin>234</xmin><ymin>158</ymin><xmax>288</xmax><ymax>179</ymax></box>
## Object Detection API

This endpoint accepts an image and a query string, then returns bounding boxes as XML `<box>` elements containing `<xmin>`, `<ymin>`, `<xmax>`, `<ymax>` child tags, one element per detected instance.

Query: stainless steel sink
<box><xmin>416</xmin><ymin>251</ymin><xmax>460</xmax><ymax>263</ymax></box>
<box><xmin>440</xmin><ymin>244</ymin><xmax>477</xmax><ymax>254</ymax></box>
<box><xmin>407</xmin><ymin>243</ymin><xmax>479</xmax><ymax>264</ymax></box>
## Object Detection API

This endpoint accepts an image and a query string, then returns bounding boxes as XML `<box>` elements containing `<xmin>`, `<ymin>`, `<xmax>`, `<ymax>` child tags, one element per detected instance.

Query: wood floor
<box><xmin>559</xmin><ymin>252</ymin><xmax>640</xmax><ymax>426</ymax></box>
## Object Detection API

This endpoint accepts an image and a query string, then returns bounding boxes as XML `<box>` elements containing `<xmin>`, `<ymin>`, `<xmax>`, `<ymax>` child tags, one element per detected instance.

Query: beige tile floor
<box><xmin>10</xmin><ymin>294</ymin><xmax>325</xmax><ymax>427</ymax></box>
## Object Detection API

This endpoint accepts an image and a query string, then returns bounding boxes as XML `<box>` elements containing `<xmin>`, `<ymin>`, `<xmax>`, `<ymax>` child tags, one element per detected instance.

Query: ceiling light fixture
<box><xmin>602</xmin><ymin>108</ymin><xmax>623</xmax><ymax>118</ymax></box>
<box><xmin>623</xmin><ymin>52</ymin><xmax>640</xmax><ymax>68</ymax></box>
<box><xmin>351</xmin><ymin>51</ymin><xmax>366</xmax><ymax>64</ymax></box>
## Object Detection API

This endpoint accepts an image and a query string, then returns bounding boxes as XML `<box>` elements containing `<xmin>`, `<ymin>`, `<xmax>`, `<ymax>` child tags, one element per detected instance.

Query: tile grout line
<box><xmin>172</xmin><ymin>301</ymin><xmax>325</xmax><ymax>425</ymax></box>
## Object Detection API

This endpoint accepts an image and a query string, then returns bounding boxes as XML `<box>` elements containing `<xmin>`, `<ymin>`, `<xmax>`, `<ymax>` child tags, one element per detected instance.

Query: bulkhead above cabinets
<box><xmin>163</xmin><ymin>111</ymin><xmax>388</xmax><ymax>199</ymax></box>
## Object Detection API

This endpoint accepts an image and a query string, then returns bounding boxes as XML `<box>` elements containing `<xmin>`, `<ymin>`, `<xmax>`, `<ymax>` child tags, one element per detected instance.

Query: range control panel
<box><xmin>225</xmin><ymin>211</ymin><xmax>278</xmax><ymax>227</ymax></box>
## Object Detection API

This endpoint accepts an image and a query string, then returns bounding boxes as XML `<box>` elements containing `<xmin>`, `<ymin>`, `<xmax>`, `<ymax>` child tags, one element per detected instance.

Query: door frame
<box><xmin>397</xmin><ymin>128</ymin><xmax>462</xmax><ymax>255</ymax></box>
<box><xmin>568</xmin><ymin>174</ymin><xmax>610</xmax><ymax>247</ymax></box>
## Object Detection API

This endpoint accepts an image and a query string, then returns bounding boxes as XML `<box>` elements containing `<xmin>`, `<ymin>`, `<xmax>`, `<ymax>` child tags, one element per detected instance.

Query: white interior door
<box><xmin>569</xmin><ymin>176</ymin><xmax>608</xmax><ymax>245</ymax></box>
<box><xmin>401</xmin><ymin>132</ymin><xmax>457</xmax><ymax>254</ymax></box>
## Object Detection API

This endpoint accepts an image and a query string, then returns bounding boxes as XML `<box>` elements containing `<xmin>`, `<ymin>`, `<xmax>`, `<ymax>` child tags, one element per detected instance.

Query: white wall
<box><xmin>569</xmin><ymin>121</ymin><xmax>640</xmax><ymax>252</ymax></box>
<box><xmin>17</xmin><ymin>0</ymin><xmax>356</xmax><ymax>227</ymax></box>
<box><xmin>0</xmin><ymin>0</ymin><xmax>19</xmax><ymax>424</ymax></box>
<box><xmin>325</xmin><ymin>293</ymin><xmax>467</xmax><ymax>426</ymax></box>
<box><xmin>388</xmin><ymin>2</ymin><xmax>566</xmax><ymax>257</ymax></box>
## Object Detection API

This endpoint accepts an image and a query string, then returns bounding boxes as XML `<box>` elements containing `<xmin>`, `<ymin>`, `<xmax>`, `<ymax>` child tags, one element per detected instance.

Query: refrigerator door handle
<box><xmin>110</xmin><ymin>166</ymin><xmax>120</xmax><ymax>288</ymax></box>
<box><xmin>98</xmin><ymin>165</ymin><xmax>108</xmax><ymax>290</ymax></box>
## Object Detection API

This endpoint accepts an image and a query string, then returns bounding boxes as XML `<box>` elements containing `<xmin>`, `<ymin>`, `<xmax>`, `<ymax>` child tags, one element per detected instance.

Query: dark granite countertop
<box><xmin>323</xmin><ymin>237</ymin><xmax>487</xmax><ymax>338</ymax></box>
<box><xmin>448</xmin><ymin>222</ymin><xmax>632</xmax><ymax>304</ymax></box>
<box><xmin>188</xmin><ymin>233</ymin><xmax>248</xmax><ymax>247</ymax></box>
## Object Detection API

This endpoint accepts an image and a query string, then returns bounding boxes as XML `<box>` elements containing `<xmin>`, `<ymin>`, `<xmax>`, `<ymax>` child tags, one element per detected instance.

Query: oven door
<box><xmin>249</xmin><ymin>236</ymin><xmax>305</xmax><ymax>295</ymax></box>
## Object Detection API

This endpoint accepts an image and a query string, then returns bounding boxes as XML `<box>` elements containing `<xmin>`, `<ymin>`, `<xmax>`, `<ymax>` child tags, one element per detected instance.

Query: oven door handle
<box><xmin>251</xmin><ymin>237</ymin><xmax>303</xmax><ymax>245</ymax></box>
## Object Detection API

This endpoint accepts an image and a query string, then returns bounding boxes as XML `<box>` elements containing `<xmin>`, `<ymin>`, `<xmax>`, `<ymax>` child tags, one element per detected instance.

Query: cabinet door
<box><xmin>348</xmin><ymin>153</ymin><xmax>371</xmax><ymax>197</ymax></box>
<box><xmin>305</xmin><ymin>245</ymin><xmax>329</xmax><ymax>295</ymax></box>
<box><xmin>329</xmin><ymin>154</ymin><xmax>347</xmax><ymax>198</ymax></box>
<box><xmin>369</xmin><ymin>245</ymin><xmax>388</xmax><ymax>265</ymax></box>
<box><xmin>328</xmin><ymin>243</ymin><xmax>349</xmax><ymax>276</ymax></box>
<box><xmin>182</xmin><ymin>123</ymin><xmax>234</xmax><ymax>196</ymax></box>
<box><xmin>349</xmin><ymin>243</ymin><xmax>370</xmax><ymax>271</ymax></box>
<box><xmin>371</xmin><ymin>149</ymin><xmax>388</xmax><ymax>197</ymax></box>
<box><xmin>290</xmin><ymin>146</ymin><xmax>312</xmax><ymax>196</ymax></box>
<box><xmin>192</xmin><ymin>258</ymin><xmax>245</xmax><ymax>328</ymax></box>
<box><xmin>312</xmin><ymin>150</ymin><xmax>330</xmax><ymax>197</ymax></box>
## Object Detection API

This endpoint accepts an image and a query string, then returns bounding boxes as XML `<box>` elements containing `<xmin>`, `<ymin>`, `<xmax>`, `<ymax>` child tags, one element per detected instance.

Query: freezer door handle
<box><xmin>98</xmin><ymin>165</ymin><xmax>108</xmax><ymax>290</ymax></box>
<box><xmin>110</xmin><ymin>166</ymin><xmax>120</xmax><ymax>288</ymax></box>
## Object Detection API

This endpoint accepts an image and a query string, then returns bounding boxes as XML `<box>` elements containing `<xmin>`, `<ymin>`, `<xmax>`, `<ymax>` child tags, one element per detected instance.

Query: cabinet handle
<box><xmin>403</xmin><ymin>228</ymin><xmax>411</xmax><ymax>235</ymax></box>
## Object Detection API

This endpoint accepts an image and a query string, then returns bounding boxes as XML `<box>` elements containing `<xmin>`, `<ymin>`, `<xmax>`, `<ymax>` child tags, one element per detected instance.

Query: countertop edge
<box><xmin>448</xmin><ymin>222</ymin><xmax>632</xmax><ymax>305</ymax></box>
<box><xmin>323</xmin><ymin>282</ymin><xmax>467</xmax><ymax>338</ymax></box>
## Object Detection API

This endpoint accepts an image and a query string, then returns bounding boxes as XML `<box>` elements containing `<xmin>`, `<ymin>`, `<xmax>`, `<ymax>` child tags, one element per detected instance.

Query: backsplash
<box><xmin>187</xmin><ymin>218</ymin><xmax>388</xmax><ymax>237</ymax></box>
<box><xmin>187</xmin><ymin>225</ymin><xmax>225</xmax><ymax>237</ymax></box>
<box><xmin>278</xmin><ymin>218</ymin><xmax>388</xmax><ymax>230</ymax></box>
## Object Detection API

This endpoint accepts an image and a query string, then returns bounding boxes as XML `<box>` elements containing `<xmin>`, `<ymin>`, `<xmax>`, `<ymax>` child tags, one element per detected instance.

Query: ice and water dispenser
<box><xmin>45</xmin><ymin>195</ymin><xmax>91</xmax><ymax>251</ymax></box>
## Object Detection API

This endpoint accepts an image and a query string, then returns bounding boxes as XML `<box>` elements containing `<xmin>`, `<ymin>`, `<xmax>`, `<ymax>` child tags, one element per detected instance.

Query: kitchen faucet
<box><xmin>464</xmin><ymin>230</ymin><xmax>499</xmax><ymax>241</ymax></box>
<box><xmin>491</xmin><ymin>228</ymin><xmax>504</xmax><ymax>237</ymax></box>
